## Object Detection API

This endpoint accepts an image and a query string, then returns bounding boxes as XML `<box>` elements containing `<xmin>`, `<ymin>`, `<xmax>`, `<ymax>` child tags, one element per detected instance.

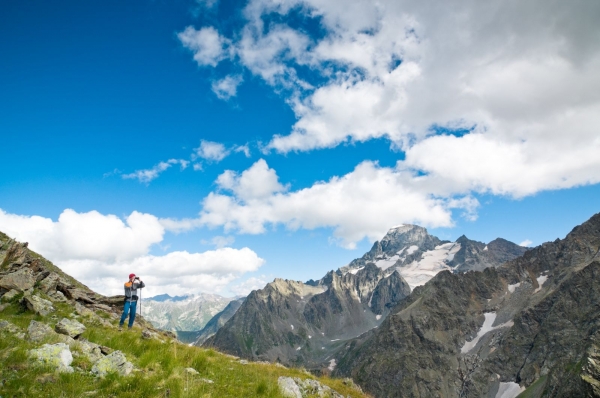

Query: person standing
<box><xmin>119</xmin><ymin>273</ymin><xmax>145</xmax><ymax>331</ymax></box>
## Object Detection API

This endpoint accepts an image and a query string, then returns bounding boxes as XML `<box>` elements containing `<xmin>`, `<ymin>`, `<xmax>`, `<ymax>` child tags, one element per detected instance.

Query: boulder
<box><xmin>0</xmin><ymin>319</ymin><xmax>22</xmax><ymax>334</ymax></box>
<box><xmin>28</xmin><ymin>343</ymin><xmax>74</xmax><ymax>373</ymax></box>
<box><xmin>77</xmin><ymin>338</ymin><xmax>104</xmax><ymax>363</ymax></box>
<box><xmin>74</xmin><ymin>302</ymin><xmax>94</xmax><ymax>317</ymax></box>
<box><xmin>278</xmin><ymin>377</ymin><xmax>302</xmax><ymax>398</ymax></box>
<box><xmin>28</xmin><ymin>320</ymin><xmax>56</xmax><ymax>342</ymax></box>
<box><xmin>23</xmin><ymin>294</ymin><xmax>55</xmax><ymax>316</ymax></box>
<box><xmin>55</xmin><ymin>318</ymin><xmax>86</xmax><ymax>338</ymax></box>
<box><xmin>1</xmin><ymin>289</ymin><xmax>19</xmax><ymax>302</ymax></box>
<box><xmin>39</xmin><ymin>272</ymin><xmax>60</xmax><ymax>294</ymax></box>
<box><xmin>91</xmin><ymin>350</ymin><xmax>133</xmax><ymax>377</ymax></box>
<box><xmin>294</xmin><ymin>377</ymin><xmax>344</xmax><ymax>398</ymax></box>
<box><xmin>65</xmin><ymin>288</ymin><xmax>95</xmax><ymax>304</ymax></box>
<box><xmin>0</xmin><ymin>269</ymin><xmax>35</xmax><ymax>292</ymax></box>
<box><xmin>48</xmin><ymin>290</ymin><xmax>67</xmax><ymax>302</ymax></box>
<box><xmin>185</xmin><ymin>367</ymin><xmax>199</xmax><ymax>375</ymax></box>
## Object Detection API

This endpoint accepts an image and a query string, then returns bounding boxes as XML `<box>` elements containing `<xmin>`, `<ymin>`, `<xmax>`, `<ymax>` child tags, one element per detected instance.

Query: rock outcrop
<box><xmin>55</xmin><ymin>318</ymin><xmax>86</xmax><ymax>338</ymax></box>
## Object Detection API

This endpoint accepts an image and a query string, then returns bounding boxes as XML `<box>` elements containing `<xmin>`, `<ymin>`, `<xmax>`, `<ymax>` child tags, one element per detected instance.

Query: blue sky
<box><xmin>1</xmin><ymin>0</ymin><xmax>599</xmax><ymax>297</ymax></box>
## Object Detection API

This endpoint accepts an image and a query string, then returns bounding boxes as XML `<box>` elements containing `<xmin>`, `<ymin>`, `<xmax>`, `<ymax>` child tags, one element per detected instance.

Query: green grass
<box><xmin>0</xmin><ymin>300</ymin><xmax>367</xmax><ymax>398</ymax></box>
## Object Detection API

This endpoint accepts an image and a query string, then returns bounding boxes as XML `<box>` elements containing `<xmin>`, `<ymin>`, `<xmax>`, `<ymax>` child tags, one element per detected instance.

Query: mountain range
<box><xmin>202</xmin><ymin>225</ymin><xmax>528</xmax><ymax>372</ymax></box>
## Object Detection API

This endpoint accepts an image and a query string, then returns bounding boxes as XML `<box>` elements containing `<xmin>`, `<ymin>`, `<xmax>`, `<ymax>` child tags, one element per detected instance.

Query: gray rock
<box><xmin>49</xmin><ymin>290</ymin><xmax>67</xmax><ymax>302</ymax></box>
<box><xmin>91</xmin><ymin>350</ymin><xmax>133</xmax><ymax>377</ymax></box>
<box><xmin>27</xmin><ymin>320</ymin><xmax>56</xmax><ymax>342</ymax></box>
<box><xmin>294</xmin><ymin>377</ymin><xmax>344</xmax><ymax>398</ymax></box>
<box><xmin>185</xmin><ymin>367</ymin><xmax>199</xmax><ymax>375</ymax></box>
<box><xmin>55</xmin><ymin>318</ymin><xmax>86</xmax><ymax>338</ymax></box>
<box><xmin>28</xmin><ymin>343</ymin><xmax>74</xmax><ymax>373</ymax></box>
<box><xmin>1</xmin><ymin>289</ymin><xmax>19</xmax><ymax>302</ymax></box>
<box><xmin>23</xmin><ymin>294</ymin><xmax>55</xmax><ymax>316</ymax></box>
<box><xmin>77</xmin><ymin>338</ymin><xmax>104</xmax><ymax>363</ymax></box>
<box><xmin>0</xmin><ymin>319</ymin><xmax>22</xmax><ymax>334</ymax></box>
<box><xmin>0</xmin><ymin>269</ymin><xmax>35</xmax><ymax>292</ymax></box>
<box><xmin>278</xmin><ymin>376</ymin><xmax>302</xmax><ymax>398</ymax></box>
<box><xmin>39</xmin><ymin>272</ymin><xmax>60</xmax><ymax>294</ymax></box>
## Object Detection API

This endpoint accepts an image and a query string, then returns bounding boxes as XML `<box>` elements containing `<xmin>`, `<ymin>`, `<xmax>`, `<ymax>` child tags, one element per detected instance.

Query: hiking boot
<box><xmin>118</xmin><ymin>326</ymin><xmax>123</xmax><ymax>331</ymax></box>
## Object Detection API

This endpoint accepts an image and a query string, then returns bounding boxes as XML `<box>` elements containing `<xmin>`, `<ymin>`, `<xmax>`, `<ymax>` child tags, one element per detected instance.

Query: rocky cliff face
<box><xmin>335</xmin><ymin>212</ymin><xmax>600</xmax><ymax>398</ymax></box>
<box><xmin>205</xmin><ymin>264</ymin><xmax>411</xmax><ymax>369</ymax></box>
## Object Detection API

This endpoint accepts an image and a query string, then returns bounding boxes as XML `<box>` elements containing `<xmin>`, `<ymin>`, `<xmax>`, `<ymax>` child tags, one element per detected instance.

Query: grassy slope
<box><xmin>0</xmin><ymin>298</ymin><xmax>367</xmax><ymax>398</ymax></box>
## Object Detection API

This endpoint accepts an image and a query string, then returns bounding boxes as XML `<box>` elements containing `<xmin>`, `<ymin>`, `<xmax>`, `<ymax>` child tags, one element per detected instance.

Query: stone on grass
<box><xmin>28</xmin><ymin>320</ymin><xmax>56</xmax><ymax>342</ymax></box>
<box><xmin>294</xmin><ymin>377</ymin><xmax>344</xmax><ymax>398</ymax></box>
<box><xmin>185</xmin><ymin>367</ymin><xmax>199</xmax><ymax>375</ymax></box>
<box><xmin>2</xmin><ymin>289</ymin><xmax>19</xmax><ymax>302</ymax></box>
<box><xmin>278</xmin><ymin>377</ymin><xmax>302</xmax><ymax>398</ymax></box>
<box><xmin>91</xmin><ymin>350</ymin><xmax>133</xmax><ymax>377</ymax></box>
<box><xmin>77</xmin><ymin>338</ymin><xmax>104</xmax><ymax>363</ymax></box>
<box><xmin>55</xmin><ymin>317</ymin><xmax>86</xmax><ymax>338</ymax></box>
<box><xmin>23</xmin><ymin>294</ymin><xmax>55</xmax><ymax>316</ymax></box>
<box><xmin>0</xmin><ymin>320</ymin><xmax>22</xmax><ymax>334</ymax></box>
<box><xmin>28</xmin><ymin>343</ymin><xmax>74</xmax><ymax>373</ymax></box>
<box><xmin>0</xmin><ymin>269</ymin><xmax>35</xmax><ymax>292</ymax></box>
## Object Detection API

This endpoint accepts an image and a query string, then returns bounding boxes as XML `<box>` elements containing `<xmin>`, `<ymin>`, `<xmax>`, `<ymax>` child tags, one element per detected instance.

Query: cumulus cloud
<box><xmin>0</xmin><ymin>209</ymin><xmax>264</xmax><ymax>296</ymax></box>
<box><xmin>194</xmin><ymin>140</ymin><xmax>229</xmax><ymax>162</ymax></box>
<box><xmin>211</xmin><ymin>75</ymin><xmax>244</xmax><ymax>100</ymax></box>
<box><xmin>122</xmin><ymin>159</ymin><xmax>189</xmax><ymax>184</ymax></box>
<box><xmin>196</xmin><ymin>159</ymin><xmax>474</xmax><ymax>248</ymax></box>
<box><xmin>178</xmin><ymin>26</ymin><xmax>230</xmax><ymax>67</ymax></box>
<box><xmin>179</xmin><ymin>0</ymin><xmax>600</xmax><ymax>201</ymax></box>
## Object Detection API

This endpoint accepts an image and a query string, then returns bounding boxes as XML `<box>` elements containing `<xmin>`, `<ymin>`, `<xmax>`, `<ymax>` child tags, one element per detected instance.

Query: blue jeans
<box><xmin>119</xmin><ymin>300</ymin><xmax>137</xmax><ymax>328</ymax></box>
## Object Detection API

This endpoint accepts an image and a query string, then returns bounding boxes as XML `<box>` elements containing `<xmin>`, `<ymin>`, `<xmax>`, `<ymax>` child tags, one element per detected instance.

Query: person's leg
<box><xmin>119</xmin><ymin>301</ymin><xmax>131</xmax><ymax>327</ymax></box>
<box><xmin>128</xmin><ymin>301</ymin><xmax>137</xmax><ymax>329</ymax></box>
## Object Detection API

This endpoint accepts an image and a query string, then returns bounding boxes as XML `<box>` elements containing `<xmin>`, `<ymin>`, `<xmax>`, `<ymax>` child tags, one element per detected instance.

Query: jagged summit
<box><xmin>341</xmin><ymin>224</ymin><xmax>525</xmax><ymax>289</ymax></box>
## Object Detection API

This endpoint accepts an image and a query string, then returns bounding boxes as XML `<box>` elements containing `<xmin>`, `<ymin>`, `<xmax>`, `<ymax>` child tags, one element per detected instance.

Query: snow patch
<box><xmin>495</xmin><ymin>382</ymin><xmax>524</xmax><ymax>398</ymax></box>
<box><xmin>534</xmin><ymin>275</ymin><xmax>548</xmax><ymax>293</ymax></box>
<box><xmin>483</xmin><ymin>246</ymin><xmax>488</xmax><ymax>251</ymax></box>
<box><xmin>376</xmin><ymin>315</ymin><xmax>382</xmax><ymax>320</ymax></box>
<box><xmin>330</xmin><ymin>339</ymin><xmax>340</xmax><ymax>342</ymax></box>
<box><xmin>308</xmin><ymin>335</ymin><xmax>312</xmax><ymax>339</ymax></box>
<box><xmin>290</xmin><ymin>324</ymin><xmax>294</xmax><ymax>330</ymax></box>
<box><xmin>508</xmin><ymin>283</ymin><xmax>521</xmax><ymax>293</ymax></box>
<box><xmin>375</xmin><ymin>254</ymin><xmax>400</xmax><ymax>270</ymax></box>
<box><xmin>461</xmin><ymin>313</ymin><xmax>514</xmax><ymax>354</ymax></box>
<box><xmin>296</xmin><ymin>347</ymin><xmax>301</xmax><ymax>351</ymax></box>
<box><xmin>328</xmin><ymin>359</ymin><xmax>337</xmax><ymax>371</ymax></box>
<box><xmin>406</xmin><ymin>245</ymin><xmax>419</xmax><ymax>255</ymax></box>
<box><xmin>396</xmin><ymin>243</ymin><xmax>461</xmax><ymax>289</ymax></box>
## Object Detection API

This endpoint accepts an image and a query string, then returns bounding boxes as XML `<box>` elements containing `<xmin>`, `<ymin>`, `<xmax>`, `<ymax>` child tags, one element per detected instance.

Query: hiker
<box><xmin>119</xmin><ymin>273</ymin><xmax>145</xmax><ymax>331</ymax></box>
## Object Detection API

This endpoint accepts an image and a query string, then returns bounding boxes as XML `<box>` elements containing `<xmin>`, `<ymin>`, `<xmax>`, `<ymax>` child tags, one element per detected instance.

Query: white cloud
<box><xmin>122</xmin><ymin>159</ymin><xmax>189</xmax><ymax>184</ymax></box>
<box><xmin>211</xmin><ymin>75</ymin><xmax>244</xmax><ymax>100</ymax></box>
<box><xmin>201</xmin><ymin>235</ymin><xmax>235</xmax><ymax>248</ymax></box>
<box><xmin>233</xmin><ymin>144</ymin><xmax>251</xmax><ymax>157</ymax></box>
<box><xmin>0</xmin><ymin>209</ymin><xmax>164</xmax><ymax>262</ymax></box>
<box><xmin>519</xmin><ymin>239</ymin><xmax>533</xmax><ymax>247</ymax></box>
<box><xmin>178</xmin><ymin>26</ymin><xmax>230</xmax><ymax>67</ymax></box>
<box><xmin>179</xmin><ymin>0</ymin><xmax>600</xmax><ymax>200</ymax></box>
<box><xmin>194</xmin><ymin>140</ymin><xmax>229</xmax><ymax>162</ymax></box>
<box><xmin>197</xmin><ymin>159</ymin><xmax>474</xmax><ymax>248</ymax></box>
<box><xmin>216</xmin><ymin>159</ymin><xmax>287</xmax><ymax>201</ymax></box>
<box><xmin>193</xmin><ymin>163</ymin><xmax>203</xmax><ymax>171</ymax></box>
<box><xmin>0</xmin><ymin>209</ymin><xmax>264</xmax><ymax>296</ymax></box>
<box><xmin>229</xmin><ymin>276</ymin><xmax>269</xmax><ymax>296</ymax></box>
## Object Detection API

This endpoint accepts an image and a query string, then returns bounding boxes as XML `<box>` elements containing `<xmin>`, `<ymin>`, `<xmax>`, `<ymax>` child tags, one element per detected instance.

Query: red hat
<box><xmin>129</xmin><ymin>273</ymin><xmax>136</xmax><ymax>279</ymax></box>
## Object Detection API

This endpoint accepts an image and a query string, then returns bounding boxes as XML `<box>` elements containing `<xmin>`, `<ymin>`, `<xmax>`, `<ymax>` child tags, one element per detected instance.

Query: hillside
<box><xmin>0</xmin><ymin>232</ymin><xmax>367</xmax><ymax>398</ymax></box>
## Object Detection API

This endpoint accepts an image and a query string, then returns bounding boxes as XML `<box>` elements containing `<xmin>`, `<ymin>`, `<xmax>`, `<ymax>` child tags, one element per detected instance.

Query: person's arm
<box><xmin>135</xmin><ymin>280</ymin><xmax>145</xmax><ymax>289</ymax></box>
